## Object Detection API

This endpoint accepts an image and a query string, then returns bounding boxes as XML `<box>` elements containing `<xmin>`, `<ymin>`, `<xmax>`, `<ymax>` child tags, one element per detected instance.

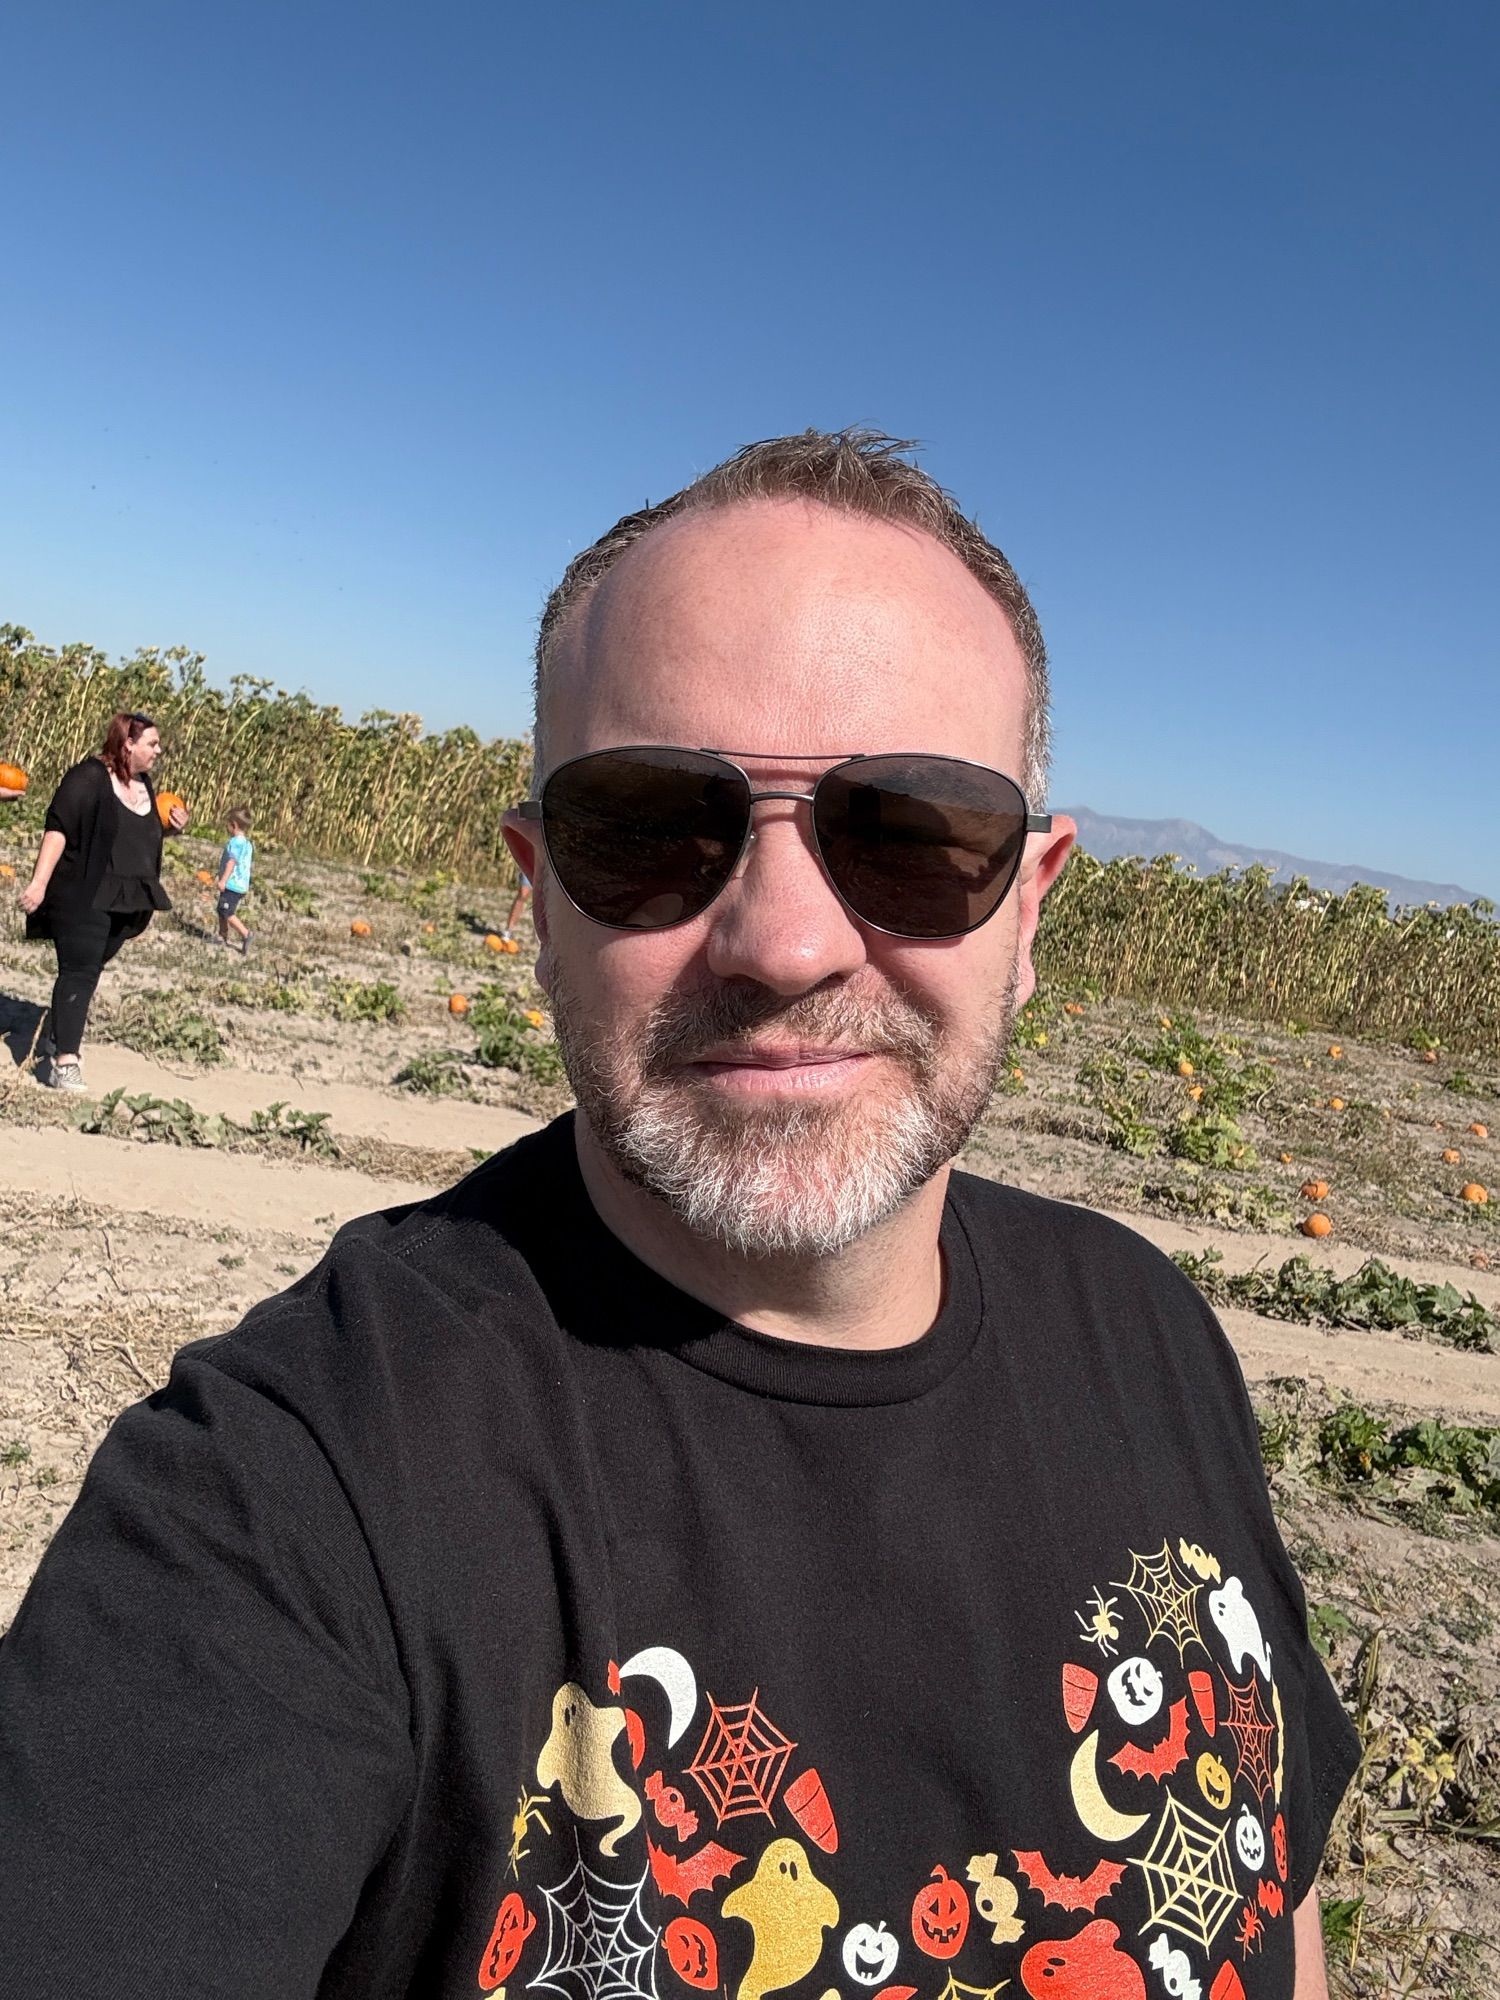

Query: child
<box><xmin>216</xmin><ymin>804</ymin><xmax>254</xmax><ymax>953</ymax></box>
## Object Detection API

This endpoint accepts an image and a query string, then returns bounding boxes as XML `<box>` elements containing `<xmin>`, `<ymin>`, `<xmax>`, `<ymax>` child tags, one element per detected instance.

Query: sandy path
<box><xmin>0</xmin><ymin>1126</ymin><xmax>435</xmax><ymax>1234</ymax></box>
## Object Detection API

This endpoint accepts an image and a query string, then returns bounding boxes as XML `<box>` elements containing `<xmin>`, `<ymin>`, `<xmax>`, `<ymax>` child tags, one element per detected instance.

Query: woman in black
<box><xmin>17</xmin><ymin>710</ymin><xmax>187</xmax><ymax>1090</ymax></box>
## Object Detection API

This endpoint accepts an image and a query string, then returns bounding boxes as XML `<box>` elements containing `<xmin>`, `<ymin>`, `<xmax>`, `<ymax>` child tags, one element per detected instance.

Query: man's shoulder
<box><xmin>188</xmin><ymin>1118</ymin><xmax>573</xmax><ymax>1406</ymax></box>
<box><xmin>950</xmin><ymin>1168</ymin><xmax>1220</xmax><ymax>1334</ymax></box>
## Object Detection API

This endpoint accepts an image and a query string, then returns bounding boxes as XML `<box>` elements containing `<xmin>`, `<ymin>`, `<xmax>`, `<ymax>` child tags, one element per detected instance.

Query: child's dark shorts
<box><xmin>216</xmin><ymin>889</ymin><xmax>245</xmax><ymax>920</ymax></box>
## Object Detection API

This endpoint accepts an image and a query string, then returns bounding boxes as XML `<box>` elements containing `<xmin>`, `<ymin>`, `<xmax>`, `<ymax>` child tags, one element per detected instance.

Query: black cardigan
<box><xmin>25</xmin><ymin>758</ymin><xmax>167</xmax><ymax>940</ymax></box>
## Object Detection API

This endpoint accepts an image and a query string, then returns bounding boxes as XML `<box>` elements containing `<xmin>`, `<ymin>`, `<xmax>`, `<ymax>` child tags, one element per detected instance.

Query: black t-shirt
<box><xmin>0</xmin><ymin>1115</ymin><xmax>1357</xmax><ymax>1999</ymax></box>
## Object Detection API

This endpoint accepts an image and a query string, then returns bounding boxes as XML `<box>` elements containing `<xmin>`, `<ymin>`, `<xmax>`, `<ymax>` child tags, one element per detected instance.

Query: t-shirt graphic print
<box><xmin>480</xmin><ymin>1534</ymin><xmax>1308</xmax><ymax>2000</ymax></box>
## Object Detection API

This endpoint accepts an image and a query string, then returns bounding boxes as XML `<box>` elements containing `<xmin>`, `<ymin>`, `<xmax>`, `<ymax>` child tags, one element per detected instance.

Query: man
<box><xmin>0</xmin><ymin>432</ymin><xmax>1355</xmax><ymax>1997</ymax></box>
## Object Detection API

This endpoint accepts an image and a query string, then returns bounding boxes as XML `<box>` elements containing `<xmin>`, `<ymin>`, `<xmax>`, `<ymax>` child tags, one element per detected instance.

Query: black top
<box><xmin>94</xmin><ymin>789</ymin><xmax>171</xmax><ymax>913</ymax></box>
<box><xmin>24</xmin><ymin>756</ymin><xmax>170</xmax><ymax>937</ymax></box>
<box><xmin>0</xmin><ymin>1115</ymin><xmax>1359</xmax><ymax>1999</ymax></box>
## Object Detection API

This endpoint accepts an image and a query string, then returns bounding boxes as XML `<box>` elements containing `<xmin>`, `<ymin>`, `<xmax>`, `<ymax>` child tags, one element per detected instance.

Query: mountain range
<box><xmin>1060</xmin><ymin>808</ymin><xmax>1489</xmax><ymax>911</ymax></box>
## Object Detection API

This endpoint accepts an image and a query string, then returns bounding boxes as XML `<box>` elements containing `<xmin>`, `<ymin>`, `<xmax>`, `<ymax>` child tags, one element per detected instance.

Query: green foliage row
<box><xmin>1177</xmin><ymin>1247</ymin><xmax>1497</xmax><ymax>1352</ymax></box>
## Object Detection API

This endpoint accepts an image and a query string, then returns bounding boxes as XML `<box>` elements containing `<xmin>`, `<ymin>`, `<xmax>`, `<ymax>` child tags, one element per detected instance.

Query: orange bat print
<box><xmin>647</xmin><ymin>1838</ymin><xmax>745</xmax><ymax>1906</ymax></box>
<box><xmin>1108</xmin><ymin>1697</ymin><xmax>1190</xmax><ymax>1779</ymax></box>
<box><xmin>1011</xmin><ymin>1851</ymin><xmax>1126</xmax><ymax>1913</ymax></box>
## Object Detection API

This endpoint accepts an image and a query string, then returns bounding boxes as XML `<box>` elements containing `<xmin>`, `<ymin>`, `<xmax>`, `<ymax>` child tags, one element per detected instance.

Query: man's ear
<box><xmin>501</xmin><ymin>813</ymin><xmax>551</xmax><ymax>989</ymax></box>
<box><xmin>1010</xmin><ymin>814</ymin><xmax>1076</xmax><ymax>1011</ymax></box>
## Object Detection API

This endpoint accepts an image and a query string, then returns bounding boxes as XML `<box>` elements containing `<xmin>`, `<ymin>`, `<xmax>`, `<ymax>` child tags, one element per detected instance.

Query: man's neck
<box><xmin>571</xmin><ymin>1117</ymin><xmax>949</xmax><ymax>1351</ymax></box>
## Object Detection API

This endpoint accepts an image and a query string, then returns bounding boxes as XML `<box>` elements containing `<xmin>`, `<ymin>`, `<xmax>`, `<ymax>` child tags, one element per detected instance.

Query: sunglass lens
<box><xmin>542</xmin><ymin>749</ymin><xmax>750</xmax><ymax>928</ymax></box>
<box><xmin>813</xmin><ymin>757</ymin><xmax>1030</xmax><ymax>937</ymax></box>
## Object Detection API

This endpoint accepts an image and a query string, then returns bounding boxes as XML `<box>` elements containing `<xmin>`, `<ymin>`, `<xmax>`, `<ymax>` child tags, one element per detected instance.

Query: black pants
<box><xmin>49</xmin><ymin>909</ymin><xmax>151</xmax><ymax>1056</ymax></box>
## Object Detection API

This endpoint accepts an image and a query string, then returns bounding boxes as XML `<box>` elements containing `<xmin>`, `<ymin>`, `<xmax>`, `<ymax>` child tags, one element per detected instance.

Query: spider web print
<box><xmin>686</xmin><ymin>1690</ymin><xmax>796</xmax><ymax>1825</ymax></box>
<box><xmin>1130</xmin><ymin>1793</ymin><xmax>1240</xmax><ymax>1954</ymax></box>
<box><xmin>531</xmin><ymin>1839</ymin><xmax>661</xmax><ymax>2000</ymax></box>
<box><xmin>1111</xmin><ymin>1540</ymin><xmax>1208</xmax><ymax>1664</ymax></box>
<box><xmin>936</xmin><ymin>1975</ymin><xmax>1010</xmax><ymax>2000</ymax></box>
<box><xmin>1222</xmin><ymin>1673</ymin><xmax>1277</xmax><ymax>1805</ymax></box>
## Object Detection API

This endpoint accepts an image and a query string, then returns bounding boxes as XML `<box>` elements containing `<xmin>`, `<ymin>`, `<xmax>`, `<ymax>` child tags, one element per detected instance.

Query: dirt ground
<box><xmin>1</xmin><ymin>833</ymin><xmax>1497</xmax><ymax>1997</ymax></box>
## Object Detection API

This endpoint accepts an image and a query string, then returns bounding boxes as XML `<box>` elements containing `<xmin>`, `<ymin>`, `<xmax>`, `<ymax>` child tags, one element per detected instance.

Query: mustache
<box><xmin>639</xmin><ymin>981</ymin><xmax>938</xmax><ymax>1077</ymax></box>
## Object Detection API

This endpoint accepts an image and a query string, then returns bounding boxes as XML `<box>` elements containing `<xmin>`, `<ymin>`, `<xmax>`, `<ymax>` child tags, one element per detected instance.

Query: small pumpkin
<box><xmin>350</xmin><ymin>918</ymin><xmax>373</xmax><ymax>938</ymax></box>
<box><xmin>1460</xmin><ymin>1184</ymin><xmax>1489</xmax><ymax>1205</ymax></box>
<box><xmin>448</xmin><ymin>993</ymin><xmax>470</xmax><ymax>1016</ymax></box>
<box><xmin>1470</xmin><ymin>1123</ymin><xmax>1489</xmax><ymax>1140</ymax></box>
<box><xmin>484</xmin><ymin>932</ymin><xmax>506</xmax><ymax>952</ymax></box>
<box><xmin>1300</xmin><ymin>1213</ymin><xmax>1333</xmax><ymax>1238</ymax></box>
<box><xmin>1327</xmin><ymin>1044</ymin><xmax>1343</xmax><ymax>1059</ymax></box>
<box><xmin>196</xmin><ymin>868</ymin><xmax>215</xmax><ymax>886</ymax></box>
<box><xmin>154</xmin><ymin>790</ymin><xmax>186</xmax><ymax>828</ymax></box>
<box><xmin>1421</xmin><ymin>1047</ymin><xmax>1439</xmax><ymax>1063</ymax></box>
<box><xmin>1177</xmin><ymin>1056</ymin><xmax>1195</xmax><ymax>1077</ymax></box>
<box><xmin>1186</xmin><ymin>1083</ymin><xmax>1204</xmax><ymax>1102</ymax></box>
<box><xmin>0</xmin><ymin>862</ymin><xmax>14</xmax><ymax>880</ymax></box>
<box><xmin>910</xmin><ymin>1865</ymin><xmax>969</xmax><ymax>1959</ymax></box>
<box><xmin>1442</xmin><ymin>1148</ymin><xmax>1462</xmax><ymax>1165</ymax></box>
<box><xmin>1328</xmin><ymin>1097</ymin><xmax>1346</xmax><ymax>1112</ymax></box>
<box><xmin>503</xmin><ymin>937</ymin><xmax>521</xmax><ymax>954</ymax></box>
<box><xmin>1063</xmin><ymin>1000</ymin><xmax>1086</xmax><ymax>1016</ymax></box>
<box><xmin>1300</xmin><ymin>1179</ymin><xmax>1330</xmax><ymax>1201</ymax></box>
<box><xmin>524</xmin><ymin>1008</ymin><xmax>545</xmax><ymax>1028</ymax></box>
<box><xmin>0</xmin><ymin>760</ymin><xmax>28</xmax><ymax>792</ymax></box>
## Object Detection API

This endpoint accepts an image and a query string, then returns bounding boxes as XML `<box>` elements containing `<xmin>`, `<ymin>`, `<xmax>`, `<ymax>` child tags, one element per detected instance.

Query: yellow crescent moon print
<box><xmin>1068</xmin><ymin>1730</ymin><xmax>1149</xmax><ymax>1843</ymax></box>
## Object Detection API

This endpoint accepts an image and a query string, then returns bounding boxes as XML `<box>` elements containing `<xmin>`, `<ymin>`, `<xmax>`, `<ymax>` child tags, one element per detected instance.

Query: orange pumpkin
<box><xmin>0</xmin><ymin>863</ymin><xmax>14</xmax><ymax>881</ymax></box>
<box><xmin>1460</xmin><ymin>1184</ymin><xmax>1489</xmax><ymax>1205</ymax></box>
<box><xmin>910</xmin><ymin>1866</ymin><xmax>969</xmax><ymax>1959</ymax></box>
<box><xmin>1470</xmin><ymin>1123</ymin><xmax>1490</xmax><ymax>1140</ymax></box>
<box><xmin>484</xmin><ymin>933</ymin><xmax>505</xmax><ymax>952</ymax></box>
<box><xmin>1063</xmin><ymin>1000</ymin><xmax>1086</xmax><ymax>1016</ymax></box>
<box><xmin>196</xmin><ymin>868</ymin><xmax>215</xmax><ymax>886</ymax></box>
<box><xmin>350</xmin><ymin>918</ymin><xmax>373</xmax><ymax>937</ymax></box>
<box><xmin>1328</xmin><ymin>1097</ymin><xmax>1346</xmax><ymax>1112</ymax></box>
<box><xmin>1300</xmin><ymin>1213</ymin><xmax>1333</xmax><ymax>1238</ymax></box>
<box><xmin>1177</xmin><ymin>1057</ymin><xmax>1195</xmax><ymax>1077</ymax></box>
<box><xmin>448</xmin><ymin>993</ymin><xmax>470</xmax><ymax>1016</ymax></box>
<box><xmin>1442</xmin><ymin>1148</ymin><xmax>1462</xmax><ymax>1165</ymax></box>
<box><xmin>504</xmin><ymin>937</ymin><xmax>521</xmax><ymax>955</ymax></box>
<box><xmin>1327</xmin><ymin>1044</ymin><xmax>1343</xmax><ymax>1059</ymax></box>
<box><xmin>1300</xmin><ymin>1179</ymin><xmax>1330</xmax><ymax>1201</ymax></box>
<box><xmin>155</xmin><ymin>790</ymin><xmax>186</xmax><ymax>828</ymax></box>
<box><xmin>1421</xmin><ymin>1048</ymin><xmax>1439</xmax><ymax>1064</ymax></box>
<box><xmin>0</xmin><ymin>760</ymin><xmax>28</xmax><ymax>792</ymax></box>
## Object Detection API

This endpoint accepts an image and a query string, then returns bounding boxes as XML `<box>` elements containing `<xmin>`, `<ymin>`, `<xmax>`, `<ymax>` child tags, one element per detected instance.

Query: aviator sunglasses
<box><xmin>517</xmin><ymin>746</ymin><xmax>1052</xmax><ymax>940</ymax></box>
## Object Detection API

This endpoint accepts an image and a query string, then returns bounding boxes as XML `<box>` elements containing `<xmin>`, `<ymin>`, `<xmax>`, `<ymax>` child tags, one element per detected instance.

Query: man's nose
<box><xmin>702</xmin><ymin>803</ymin><xmax>868</xmax><ymax>993</ymax></box>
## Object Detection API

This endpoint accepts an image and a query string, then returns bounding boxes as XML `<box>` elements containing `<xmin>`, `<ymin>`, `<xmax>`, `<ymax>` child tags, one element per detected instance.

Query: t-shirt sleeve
<box><xmin>0</xmin><ymin>1333</ymin><xmax>415</xmax><ymax>1995</ymax></box>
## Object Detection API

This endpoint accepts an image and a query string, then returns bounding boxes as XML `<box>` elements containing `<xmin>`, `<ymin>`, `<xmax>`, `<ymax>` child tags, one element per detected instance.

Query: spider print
<box><xmin>1076</xmin><ymin>1588</ymin><xmax>1122</xmax><ymax>1658</ymax></box>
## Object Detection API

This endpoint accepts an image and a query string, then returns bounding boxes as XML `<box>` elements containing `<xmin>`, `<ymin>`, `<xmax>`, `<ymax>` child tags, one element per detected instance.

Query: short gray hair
<box><xmin>533</xmin><ymin>428</ymin><xmax>1050</xmax><ymax>801</ymax></box>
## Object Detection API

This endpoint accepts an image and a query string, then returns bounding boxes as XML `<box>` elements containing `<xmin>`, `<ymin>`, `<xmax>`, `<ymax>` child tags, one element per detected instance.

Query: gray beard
<box><xmin>550</xmin><ymin>965</ymin><xmax>1019</xmax><ymax>1261</ymax></box>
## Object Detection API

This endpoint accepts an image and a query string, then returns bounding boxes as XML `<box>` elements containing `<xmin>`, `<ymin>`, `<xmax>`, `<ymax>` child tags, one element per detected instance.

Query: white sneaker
<box><xmin>47</xmin><ymin>1059</ymin><xmax>86</xmax><ymax>1093</ymax></box>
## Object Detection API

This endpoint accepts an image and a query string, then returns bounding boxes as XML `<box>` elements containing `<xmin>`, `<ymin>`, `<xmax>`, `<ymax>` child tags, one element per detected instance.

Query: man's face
<box><xmin>510</xmin><ymin>499</ymin><xmax>1068</xmax><ymax>1258</ymax></box>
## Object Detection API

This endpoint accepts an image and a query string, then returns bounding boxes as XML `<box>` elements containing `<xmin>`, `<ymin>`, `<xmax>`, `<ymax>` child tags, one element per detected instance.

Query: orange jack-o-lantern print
<box><xmin>478</xmin><ymin>1891</ymin><xmax>536</xmax><ymax>1992</ymax></box>
<box><xmin>664</xmin><ymin>1916</ymin><xmax>719</xmax><ymax>1989</ymax></box>
<box><xmin>1271</xmin><ymin>1811</ymin><xmax>1288</xmax><ymax>1882</ymax></box>
<box><xmin>910</xmin><ymin>1865</ymin><xmax>969</xmax><ymax>1959</ymax></box>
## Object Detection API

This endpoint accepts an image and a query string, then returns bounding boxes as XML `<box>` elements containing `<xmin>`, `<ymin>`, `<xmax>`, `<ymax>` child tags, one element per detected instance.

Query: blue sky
<box><xmin>4</xmin><ymin>2</ymin><xmax>1497</xmax><ymax>894</ymax></box>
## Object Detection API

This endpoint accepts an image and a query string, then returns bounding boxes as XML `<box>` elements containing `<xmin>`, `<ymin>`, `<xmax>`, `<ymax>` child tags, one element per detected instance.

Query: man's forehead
<box><xmin>546</xmin><ymin>499</ymin><xmax>1029</xmax><ymax>768</ymax></box>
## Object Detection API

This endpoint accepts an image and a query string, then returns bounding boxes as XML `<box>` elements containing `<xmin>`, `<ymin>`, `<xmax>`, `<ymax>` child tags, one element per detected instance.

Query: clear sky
<box><xmin>4</xmin><ymin>1</ymin><xmax>1496</xmax><ymax>894</ymax></box>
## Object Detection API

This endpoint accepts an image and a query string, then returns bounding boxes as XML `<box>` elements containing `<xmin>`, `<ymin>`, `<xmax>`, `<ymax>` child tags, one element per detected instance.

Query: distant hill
<box><xmin>1060</xmin><ymin>807</ymin><xmax>1490</xmax><ymax>911</ymax></box>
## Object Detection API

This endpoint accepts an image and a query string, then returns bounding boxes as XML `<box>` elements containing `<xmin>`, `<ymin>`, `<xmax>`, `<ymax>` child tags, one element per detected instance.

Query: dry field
<box><xmin>1</xmin><ymin>828</ymin><xmax>1497</xmax><ymax>1998</ymax></box>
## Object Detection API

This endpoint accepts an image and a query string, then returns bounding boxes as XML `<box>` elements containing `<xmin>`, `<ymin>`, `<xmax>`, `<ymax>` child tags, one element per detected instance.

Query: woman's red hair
<box><xmin>99</xmin><ymin>711</ymin><xmax>156</xmax><ymax>784</ymax></box>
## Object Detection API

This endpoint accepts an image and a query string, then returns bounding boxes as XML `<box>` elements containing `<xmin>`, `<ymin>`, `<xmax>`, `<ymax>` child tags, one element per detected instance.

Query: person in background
<box><xmin>215</xmin><ymin>803</ymin><xmax>254</xmax><ymax>954</ymax></box>
<box><xmin>16</xmin><ymin>710</ymin><xmax>186</xmax><ymax>1089</ymax></box>
<box><xmin>500</xmin><ymin>868</ymin><xmax>531</xmax><ymax>942</ymax></box>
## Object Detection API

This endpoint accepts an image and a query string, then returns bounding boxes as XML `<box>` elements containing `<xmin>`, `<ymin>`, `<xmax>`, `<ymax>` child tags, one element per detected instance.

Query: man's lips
<box><xmin>677</xmin><ymin>1044</ymin><xmax>881</xmax><ymax>1094</ymax></box>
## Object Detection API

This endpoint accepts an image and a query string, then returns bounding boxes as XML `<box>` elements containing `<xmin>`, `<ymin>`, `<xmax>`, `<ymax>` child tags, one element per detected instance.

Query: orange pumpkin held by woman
<box><xmin>0</xmin><ymin>760</ymin><xmax>28</xmax><ymax>792</ymax></box>
<box><xmin>154</xmin><ymin>790</ymin><xmax>186</xmax><ymax>828</ymax></box>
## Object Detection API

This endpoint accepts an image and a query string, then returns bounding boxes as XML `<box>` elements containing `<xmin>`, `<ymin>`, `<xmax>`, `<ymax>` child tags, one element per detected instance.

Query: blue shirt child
<box><xmin>220</xmin><ymin>832</ymin><xmax>254</xmax><ymax>895</ymax></box>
